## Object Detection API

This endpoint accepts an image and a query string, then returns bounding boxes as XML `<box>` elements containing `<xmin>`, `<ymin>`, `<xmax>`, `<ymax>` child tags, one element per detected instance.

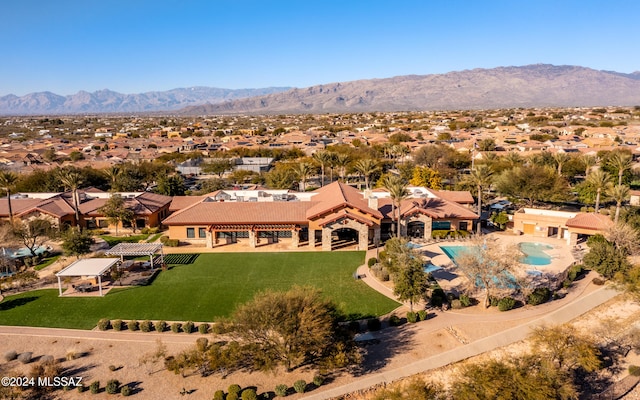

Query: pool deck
<box><xmin>418</xmin><ymin>232</ymin><xmax>577</xmax><ymax>293</ymax></box>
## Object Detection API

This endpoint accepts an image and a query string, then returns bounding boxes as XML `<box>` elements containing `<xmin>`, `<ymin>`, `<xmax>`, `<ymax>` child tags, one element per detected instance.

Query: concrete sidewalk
<box><xmin>303</xmin><ymin>285</ymin><xmax>618</xmax><ymax>400</ymax></box>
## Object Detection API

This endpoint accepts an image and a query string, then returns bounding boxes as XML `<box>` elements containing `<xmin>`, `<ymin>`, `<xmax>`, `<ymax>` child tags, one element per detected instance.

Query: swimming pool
<box><xmin>518</xmin><ymin>242</ymin><xmax>553</xmax><ymax>266</ymax></box>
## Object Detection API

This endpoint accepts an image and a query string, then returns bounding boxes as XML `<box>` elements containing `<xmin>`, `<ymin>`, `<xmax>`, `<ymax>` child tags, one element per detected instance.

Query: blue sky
<box><xmin>2</xmin><ymin>0</ymin><xmax>639</xmax><ymax>96</ymax></box>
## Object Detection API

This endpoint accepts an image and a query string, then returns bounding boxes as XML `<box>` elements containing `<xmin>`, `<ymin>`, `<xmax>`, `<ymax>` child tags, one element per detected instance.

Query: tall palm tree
<box><xmin>353</xmin><ymin>159</ymin><xmax>380</xmax><ymax>190</ymax></box>
<box><xmin>608</xmin><ymin>152</ymin><xmax>633</xmax><ymax>186</ymax></box>
<box><xmin>503</xmin><ymin>152</ymin><xmax>523</xmax><ymax>169</ymax></box>
<box><xmin>382</xmin><ymin>175</ymin><xmax>409</xmax><ymax>237</ymax></box>
<box><xmin>312</xmin><ymin>151</ymin><xmax>332</xmax><ymax>187</ymax></box>
<box><xmin>586</xmin><ymin>169</ymin><xmax>612</xmax><ymax>213</ymax></box>
<box><xmin>579</xmin><ymin>154</ymin><xmax>597</xmax><ymax>177</ymax></box>
<box><xmin>103</xmin><ymin>165</ymin><xmax>122</xmax><ymax>192</ymax></box>
<box><xmin>334</xmin><ymin>154</ymin><xmax>351</xmax><ymax>182</ymax></box>
<box><xmin>59</xmin><ymin>168</ymin><xmax>84</xmax><ymax>230</ymax></box>
<box><xmin>552</xmin><ymin>152</ymin><xmax>571</xmax><ymax>176</ymax></box>
<box><xmin>292</xmin><ymin>162</ymin><xmax>315</xmax><ymax>191</ymax></box>
<box><xmin>0</xmin><ymin>171</ymin><xmax>18</xmax><ymax>224</ymax></box>
<box><xmin>610</xmin><ymin>184</ymin><xmax>630</xmax><ymax>224</ymax></box>
<box><xmin>468</xmin><ymin>165</ymin><xmax>494</xmax><ymax>234</ymax></box>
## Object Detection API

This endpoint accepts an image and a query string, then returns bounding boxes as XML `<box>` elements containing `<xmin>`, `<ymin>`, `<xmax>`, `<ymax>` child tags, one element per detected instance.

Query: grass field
<box><xmin>0</xmin><ymin>252</ymin><xmax>400</xmax><ymax>329</ymax></box>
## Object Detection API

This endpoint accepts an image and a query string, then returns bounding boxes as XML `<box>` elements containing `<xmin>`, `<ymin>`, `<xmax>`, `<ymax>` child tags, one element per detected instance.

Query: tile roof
<box><xmin>169</xmin><ymin>196</ymin><xmax>208</xmax><ymax>212</ymax></box>
<box><xmin>566</xmin><ymin>213</ymin><xmax>613</xmax><ymax>231</ymax></box>
<box><xmin>162</xmin><ymin>201</ymin><xmax>314</xmax><ymax>225</ymax></box>
<box><xmin>399</xmin><ymin>197</ymin><xmax>478</xmax><ymax>220</ymax></box>
<box><xmin>306</xmin><ymin>181</ymin><xmax>383</xmax><ymax>220</ymax></box>
<box><xmin>429</xmin><ymin>189</ymin><xmax>475</xmax><ymax>204</ymax></box>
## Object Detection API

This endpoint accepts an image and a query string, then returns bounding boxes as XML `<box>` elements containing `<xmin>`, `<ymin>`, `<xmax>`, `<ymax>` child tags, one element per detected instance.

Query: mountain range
<box><xmin>2</xmin><ymin>65</ymin><xmax>640</xmax><ymax>115</ymax></box>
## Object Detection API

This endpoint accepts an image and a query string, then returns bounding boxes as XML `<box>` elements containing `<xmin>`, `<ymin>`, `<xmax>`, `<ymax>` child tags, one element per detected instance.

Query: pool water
<box><xmin>518</xmin><ymin>242</ymin><xmax>553</xmax><ymax>266</ymax></box>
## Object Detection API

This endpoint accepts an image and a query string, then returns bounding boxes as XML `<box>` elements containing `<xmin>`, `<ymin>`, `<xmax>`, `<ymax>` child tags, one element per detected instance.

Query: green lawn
<box><xmin>100</xmin><ymin>234</ymin><xmax>150</xmax><ymax>246</ymax></box>
<box><xmin>0</xmin><ymin>252</ymin><xmax>399</xmax><ymax>329</ymax></box>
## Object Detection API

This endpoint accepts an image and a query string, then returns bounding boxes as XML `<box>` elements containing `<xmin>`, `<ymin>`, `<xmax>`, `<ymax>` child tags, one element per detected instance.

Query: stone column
<box><xmin>206</xmin><ymin>230</ymin><xmax>213</xmax><ymax>248</ymax></box>
<box><xmin>569</xmin><ymin>232</ymin><xmax>578</xmax><ymax>246</ymax></box>
<box><xmin>424</xmin><ymin>217</ymin><xmax>432</xmax><ymax>239</ymax></box>
<box><xmin>291</xmin><ymin>229</ymin><xmax>300</xmax><ymax>249</ymax></box>
<box><xmin>248</xmin><ymin>230</ymin><xmax>257</xmax><ymax>248</ymax></box>
<box><xmin>308</xmin><ymin>229</ymin><xmax>316</xmax><ymax>249</ymax></box>
<box><xmin>358</xmin><ymin>225</ymin><xmax>368</xmax><ymax>251</ymax></box>
<box><xmin>322</xmin><ymin>227</ymin><xmax>332</xmax><ymax>251</ymax></box>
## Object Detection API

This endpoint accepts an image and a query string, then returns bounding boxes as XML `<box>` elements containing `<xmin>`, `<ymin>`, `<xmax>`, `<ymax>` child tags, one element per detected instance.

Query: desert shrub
<box><xmin>212</xmin><ymin>321</ymin><xmax>232</xmax><ymax>334</ymax></box>
<box><xmin>90</xmin><ymin>380</ymin><xmax>100</xmax><ymax>394</ymax></box>
<box><xmin>227</xmin><ymin>394</ymin><xmax>238</xmax><ymax>400</ymax></box>
<box><xmin>18</xmin><ymin>352</ymin><xmax>32</xmax><ymax>364</ymax></box>
<box><xmin>431</xmin><ymin>230</ymin><xmax>450</xmax><ymax>239</ymax></box>
<box><xmin>367</xmin><ymin>257</ymin><xmax>377</xmax><ymax>267</ymax></box>
<box><xmin>430</xmin><ymin>288</ymin><xmax>447</xmax><ymax>307</ymax></box>
<box><xmin>183</xmin><ymin>321</ymin><xmax>194</xmax><ymax>334</ymax></box>
<box><xmin>593</xmin><ymin>277</ymin><xmax>605</xmax><ymax>285</ymax></box>
<box><xmin>40</xmin><ymin>355</ymin><xmax>54</xmax><ymax>364</ymax></box>
<box><xmin>97</xmin><ymin>318</ymin><xmax>110</xmax><ymax>331</ymax></box>
<box><xmin>293</xmin><ymin>380</ymin><xmax>306</xmax><ymax>394</ymax></box>
<box><xmin>198</xmin><ymin>323</ymin><xmax>210</xmax><ymax>334</ymax></box>
<box><xmin>213</xmin><ymin>390</ymin><xmax>225</xmax><ymax>400</ymax></box>
<box><xmin>140</xmin><ymin>320</ymin><xmax>152</xmax><ymax>332</ymax></box>
<box><xmin>498</xmin><ymin>297</ymin><xmax>516</xmax><ymax>311</ymax></box>
<box><xmin>196</xmin><ymin>337</ymin><xmax>209</xmax><ymax>352</ymax></box>
<box><xmin>567</xmin><ymin>264</ymin><xmax>584</xmax><ymax>281</ymax></box>
<box><xmin>527</xmin><ymin>287</ymin><xmax>551</xmax><ymax>306</ymax></box>
<box><xmin>121</xmin><ymin>385</ymin><xmax>131</xmax><ymax>396</ymax></box>
<box><xmin>128</xmin><ymin>320</ymin><xmax>139</xmax><ymax>331</ymax></box>
<box><xmin>241</xmin><ymin>388</ymin><xmax>257</xmax><ymax>400</ymax></box>
<box><xmin>367</xmin><ymin>318</ymin><xmax>381</xmax><ymax>331</ymax></box>
<box><xmin>4</xmin><ymin>350</ymin><xmax>17</xmax><ymax>361</ymax></box>
<box><xmin>228</xmin><ymin>384</ymin><xmax>242</xmax><ymax>396</ymax></box>
<box><xmin>406</xmin><ymin>311</ymin><xmax>418</xmax><ymax>323</ymax></box>
<box><xmin>112</xmin><ymin>319</ymin><xmax>123</xmax><ymax>331</ymax></box>
<box><xmin>629</xmin><ymin>365</ymin><xmax>640</xmax><ymax>376</ymax></box>
<box><xmin>489</xmin><ymin>296</ymin><xmax>500</xmax><ymax>307</ymax></box>
<box><xmin>106</xmin><ymin>379</ymin><xmax>120</xmax><ymax>394</ymax></box>
<box><xmin>155</xmin><ymin>320</ymin><xmax>167</xmax><ymax>332</ymax></box>
<box><xmin>459</xmin><ymin>294</ymin><xmax>472</xmax><ymax>307</ymax></box>
<box><xmin>313</xmin><ymin>375</ymin><xmax>324</xmax><ymax>387</ymax></box>
<box><xmin>389</xmin><ymin>315</ymin><xmax>402</xmax><ymax>327</ymax></box>
<box><xmin>275</xmin><ymin>384</ymin><xmax>288</xmax><ymax>397</ymax></box>
<box><xmin>66</xmin><ymin>351</ymin><xmax>78</xmax><ymax>361</ymax></box>
<box><xmin>77</xmin><ymin>383</ymin><xmax>85</xmax><ymax>393</ymax></box>
<box><xmin>171</xmin><ymin>322</ymin><xmax>182</xmax><ymax>333</ymax></box>
<box><xmin>451</xmin><ymin>299</ymin><xmax>462</xmax><ymax>309</ymax></box>
<box><xmin>417</xmin><ymin>310</ymin><xmax>428</xmax><ymax>321</ymax></box>
<box><xmin>109</xmin><ymin>365</ymin><xmax>117</xmax><ymax>371</ymax></box>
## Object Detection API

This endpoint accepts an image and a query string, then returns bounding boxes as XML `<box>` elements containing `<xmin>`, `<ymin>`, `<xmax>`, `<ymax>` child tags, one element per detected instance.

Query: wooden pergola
<box><xmin>105</xmin><ymin>243</ymin><xmax>164</xmax><ymax>269</ymax></box>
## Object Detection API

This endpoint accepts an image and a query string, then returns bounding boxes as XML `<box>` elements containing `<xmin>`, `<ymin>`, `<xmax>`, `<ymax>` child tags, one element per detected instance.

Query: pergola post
<box><xmin>98</xmin><ymin>275</ymin><xmax>103</xmax><ymax>296</ymax></box>
<box><xmin>57</xmin><ymin>276</ymin><xmax>62</xmax><ymax>296</ymax></box>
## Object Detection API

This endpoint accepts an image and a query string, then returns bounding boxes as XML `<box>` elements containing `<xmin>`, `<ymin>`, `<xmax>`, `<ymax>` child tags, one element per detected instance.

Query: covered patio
<box><xmin>105</xmin><ymin>243</ymin><xmax>164</xmax><ymax>270</ymax></box>
<box><xmin>56</xmin><ymin>258</ymin><xmax>119</xmax><ymax>296</ymax></box>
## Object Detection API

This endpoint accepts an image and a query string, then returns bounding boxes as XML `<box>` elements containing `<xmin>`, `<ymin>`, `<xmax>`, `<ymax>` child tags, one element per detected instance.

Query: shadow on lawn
<box><xmin>352</xmin><ymin>322</ymin><xmax>418</xmax><ymax>376</ymax></box>
<box><xmin>0</xmin><ymin>296</ymin><xmax>38</xmax><ymax>311</ymax></box>
<box><xmin>163</xmin><ymin>254</ymin><xmax>200</xmax><ymax>265</ymax></box>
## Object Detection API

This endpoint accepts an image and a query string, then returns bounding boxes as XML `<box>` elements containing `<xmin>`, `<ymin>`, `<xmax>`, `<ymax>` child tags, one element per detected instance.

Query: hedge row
<box><xmin>97</xmin><ymin>318</ymin><xmax>210</xmax><ymax>334</ymax></box>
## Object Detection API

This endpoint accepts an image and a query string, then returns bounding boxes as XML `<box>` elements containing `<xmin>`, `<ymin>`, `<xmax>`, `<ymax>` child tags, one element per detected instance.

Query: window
<box><xmin>186</xmin><ymin>227</ymin><xmax>195</xmax><ymax>238</ymax></box>
<box><xmin>198</xmin><ymin>228</ymin><xmax>206</xmax><ymax>238</ymax></box>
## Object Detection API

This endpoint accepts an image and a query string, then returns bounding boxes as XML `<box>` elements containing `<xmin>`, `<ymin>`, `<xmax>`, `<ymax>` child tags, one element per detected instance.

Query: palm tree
<box><xmin>608</xmin><ymin>152</ymin><xmax>633</xmax><ymax>186</ymax></box>
<box><xmin>468</xmin><ymin>165</ymin><xmax>494</xmax><ymax>234</ymax></box>
<box><xmin>382</xmin><ymin>175</ymin><xmax>409</xmax><ymax>237</ymax></box>
<box><xmin>0</xmin><ymin>171</ymin><xmax>18</xmax><ymax>224</ymax></box>
<box><xmin>292</xmin><ymin>162</ymin><xmax>315</xmax><ymax>191</ymax></box>
<box><xmin>552</xmin><ymin>152</ymin><xmax>571</xmax><ymax>176</ymax></box>
<box><xmin>353</xmin><ymin>159</ymin><xmax>380</xmax><ymax>190</ymax></box>
<box><xmin>610</xmin><ymin>184</ymin><xmax>630</xmax><ymax>224</ymax></box>
<box><xmin>312</xmin><ymin>151</ymin><xmax>332</xmax><ymax>187</ymax></box>
<box><xmin>579</xmin><ymin>154</ymin><xmax>597</xmax><ymax>177</ymax></box>
<box><xmin>503</xmin><ymin>152</ymin><xmax>523</xmax><ymax>168</ymax></box>
<box><xmin>334</xmin><ymin>154</ymin><xmax>351</xmax><ymax>182</ymax></box>
<box><xmin>586</xmin><ymin>169</ymin><xmax>612</xmax><ymax>213</ymax></box>
<box><xmin>103</xmin><ymin>165</ymin><xmax>122</xmax><ymax>192</ymax></box>
<box><xmin>59</xmin><ymin>168</ymin><xmax>84</xmax><ymax>230</ymax></box>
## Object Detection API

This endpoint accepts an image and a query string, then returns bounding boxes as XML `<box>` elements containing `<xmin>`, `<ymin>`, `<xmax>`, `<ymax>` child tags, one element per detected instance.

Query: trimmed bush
<box><xmin>313</xmin><ymin>375</ymin><xmax>324</xmax><ymax>387</ymax></box>
<box><xmin>140</xmin><ymin>320</ymin><xmax>152</xmax><ymax>332</ymax></box>
<box><xmin>171</xmin><ymin>322</ymin><xmax>182</xmax><ymax>333</ymax></box>
<box><xmin>490</xmin><ymin>296</ymin><xmax>500</xmax><ymax>307</ymax></box>
<box><xmin>430</xmin><ymin>288</ymin><xmax>447</xmax><ymax>308</ymax></box>
<box><xmin>367</xmin><ymin>257</ymin><xmax>377</xmax><ymax>267</ymax></box>
<box><xmin>198</xmin><ymin>323</ymin><xmax>210</xmax><ymax>334</ymax></box>
<box><xmin>348</xmin><ymin>320</ymin><xmax>361</xmax><ymax>334</ymax></box>
<box><xmin>128</xmin><ymin>320</ymin><xmax>139</xmax><ymax>331</ymax></box>
<box><xmin>451</xmin><ymin>299</ymin><xmax>462</xmax><ymax>309</ymax></box>
<box><xmin>40</xmin><ymin>355</ymin><xmax>54</xmax><ymax>364</ymax></box>
<box><xmin>459</xmin><ymin>294</ymin><xmax>472</xmax><ymax>307</ymax></box>
<box><xmin>241</xmin><ymin>388</ymin><xmax>257</xmax><ymax>400</ymax></box>
<box><xmin>593</xmin><ymin>277</ymin><xmax>605</xmax><ymax>285</ymax></box>
<box><xmin>121</xmin><ymin>385</ymin><xmax>131</xmax><ymax>396</ymax></box>
<box><xmin>228</xmin><ymin>384</ymin><xmax>242</xmax><ymax>396</ymax></box>
<box><xmin>17</xmin><ymin>352</ymin><xmax>32</xmax><ymax>364</ymax></box>
<box><xmin>417</xmin><ymin>310</ymin><xmax>428</xmax><ymax>321</ymax></box>
<box><xmin>293</xmin><ymin>380</ymin><xmax>306</xmax><ymax>394</ymax></box>
<box><xmin>4</xmin><ymin>350</ymin><xmax>17</xmax><ymax>361</ymax></box>
<box><xmin>106</xmin><ymin>379</ymin><xmax>120</xmax><ymax>394</ymax></box>
<box><xmin>183</xmin><ymin>321</ymin><xmax>194</xmax><ymax>334</ymax></box>
<box><xmin>227</xmin><ymin>394</ymin><xmax>239</xmax><ymax>400</ymax></box>
<box><xmin>406</xmin><ymin>311</ymin><xmax>418</xmax><ymax>323</ymax></box>
<box><xmin>112</xmin><ymin>319</ymin><xmax>123</xmax><ymax>331</ymax></box>
<box><xmin>389</xmin><ymin>315</ymin><xmax>402</xmax><ymax>327</ymax></box>
<box><xmin>155</xmin><ymin>320</ymin><xmax>167</xmax><ymax>332</ymax></box>
<box><xmin>196</xmin><ymin>337</ymin><xmax>209</xmax><ymax>352</ymax></box>
<box><xmin>527</xmin><ymin>287</ymin><xmax>551</xmax><ymax>306</ymax></box>
<box><xmin>498</xmin><ymin>297</ymin><xmax>516</xmax><ymax>311</ymax></box>
<box><xmin>567</xmin><ymin>264</ymin><xmax>584</xmax><ymax>281</ymax></box>
<box><xmin>90</xmin><ymin>380</ymin><xmax>100</xmax><ymax>394</ymax></box>
<box><xmin>109</xmin><ymin>365</ymin><xmax>117</xmax><ymax>371</ymax></box>
<box><xmin>213</xmin><ymin>390</ymin><xmax>225</xmax><ymax>400</ymax></box>
<box><xmin>367</xmin><ymin>318</ymin><xmax>381</xmax><ymax>331</ymax></box>
<box><xmin>275</xmin><ymin>384</ymin><xmax>288</xmax><ymax>397</ymax></box>
<box><xmin>629</xmin><ymin>365</ymin><xmax>640</xmax><ymax>376</ymax></box>
<box><xmin>97</xmin><ymin>318</ymin><xmax>110</xmax><ymax>331</ymax></box>
<box><xmin>77</xmin><ymin>384</ymin><xmax>85</xmax><ymax>393</ymax></box>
